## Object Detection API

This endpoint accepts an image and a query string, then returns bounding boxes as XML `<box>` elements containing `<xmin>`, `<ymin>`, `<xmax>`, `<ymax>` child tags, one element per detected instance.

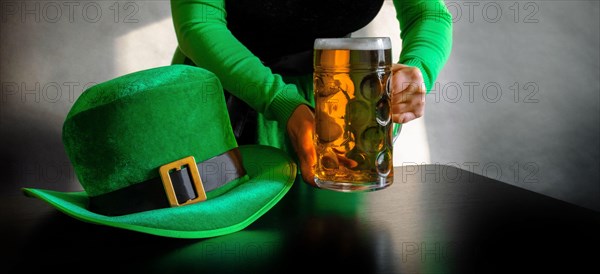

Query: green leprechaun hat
<box><xmin>22</xmin><ymin>65</ymin><xmax>296</xmax><ymax>238</ymax></box>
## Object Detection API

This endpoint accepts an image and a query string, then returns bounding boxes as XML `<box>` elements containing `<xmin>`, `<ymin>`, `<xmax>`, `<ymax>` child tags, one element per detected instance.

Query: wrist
<box><xmin>399</xmin><ymin>58</ymin><xmax>431</xmax><ymax>93</ymax></box>
<box><xmin>267</xmin><ymin>84</ymin><xmax>310</xmax><ymax>127</ymax></box>
<box><xmin>287</xmin><ymin>104</ymin><xmax>315</xmax><ymax>138</ymax></box>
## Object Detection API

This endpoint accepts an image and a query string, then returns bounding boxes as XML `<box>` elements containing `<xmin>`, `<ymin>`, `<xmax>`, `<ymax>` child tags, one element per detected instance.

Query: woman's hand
<box><xmin>287</xmin><ymin>104</ymin><xmax>317</xmax><ymax>186</ymax></box>
<box><xmin>391</xmin><ymin>64</ymin><xmax>427</xmax><ymax>123</ymax></box>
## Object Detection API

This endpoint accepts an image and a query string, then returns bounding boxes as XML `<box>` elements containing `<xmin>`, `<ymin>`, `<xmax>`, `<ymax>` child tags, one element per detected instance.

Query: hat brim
<box><xmin>22</xmin><ymin>145</ymin><xmax>296</xmax><ymax>238</ymax></box>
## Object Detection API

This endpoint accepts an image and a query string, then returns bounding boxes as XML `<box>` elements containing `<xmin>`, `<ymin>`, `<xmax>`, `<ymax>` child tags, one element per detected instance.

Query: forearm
<box><xmin>171</xmin><ymin>0</ymin><xmax>309</xmax><ymax>125</ymax></box>
<box><xmin>393</xmin><ymin>0</ymin><xmax>453</xmax><ymax>92</ymax></box>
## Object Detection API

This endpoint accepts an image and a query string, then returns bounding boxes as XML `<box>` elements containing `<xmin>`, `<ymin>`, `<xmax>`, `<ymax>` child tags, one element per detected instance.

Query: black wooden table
<box><xmin>3</xmin><ymin>165</ymin><xmax>599</xmax><ymax>273</ymax></box>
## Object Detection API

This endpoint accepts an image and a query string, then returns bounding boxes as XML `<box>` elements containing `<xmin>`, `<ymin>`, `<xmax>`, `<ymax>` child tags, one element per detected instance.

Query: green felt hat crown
<box><xmin>63</xmin><ymin>64</ymin><xmax>238</xmax><ymax>197</ymax></box>
<box><xmin>23</xmin><ymin>65</ymin><xmax>297</xmax><ymax>238</ymax></box>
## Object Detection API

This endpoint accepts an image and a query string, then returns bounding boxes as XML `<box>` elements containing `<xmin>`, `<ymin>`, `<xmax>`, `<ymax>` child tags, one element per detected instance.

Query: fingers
<box><xmin>287</xmin><ymin>105</ymin><xmax>317</xmax><ymax>187</ymax></box>
<box><xmin>390</xmin><ymin>82</ymin><xmax>425</xmax><ymax>124</ymax></box>
<box><xmin>391</xmin><ymin>82</ymin><xmax>424</xmax><ymax>105</ymax></box>
<box><xmin>392</xmin><ymin>66</ymin><xmax>425</xmax><ymax>95</ymax></box>
<box><xmin>392</xmin><ymin>112</ymin><xmax>418</xmax><ymax>124</ymax></box>
<box><xmin>298</xmin><ymin>131</ymin><xmax>317</xmax><ymax>187</ymax></box>
<box><xmin>390</xmin><ymin>65</ymin><xmax>426</xmax><ymax>124</ymax></box>
<box><xmin>391</xmin><ymin>63</ymin><xmax>409</xmax><ymax>71</ymax></box>
<box><xmin>336</xmin><ymin>154</ymin><xmax>358</xmax><ymax>169</ymax></box>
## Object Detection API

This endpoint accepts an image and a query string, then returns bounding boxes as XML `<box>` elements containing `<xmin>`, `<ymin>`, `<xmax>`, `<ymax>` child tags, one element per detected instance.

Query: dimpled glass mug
<box><xmin>313</xmin><ymin>37</ymin><xmax>401</xmax><ymax>192</ymax></box>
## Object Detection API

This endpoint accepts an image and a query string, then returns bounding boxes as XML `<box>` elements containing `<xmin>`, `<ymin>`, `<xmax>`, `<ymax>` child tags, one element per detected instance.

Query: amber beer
<box><xmin>313</xmin><ymin>37</ymin><xmax>397</xmax><ymax>192</ymax></box>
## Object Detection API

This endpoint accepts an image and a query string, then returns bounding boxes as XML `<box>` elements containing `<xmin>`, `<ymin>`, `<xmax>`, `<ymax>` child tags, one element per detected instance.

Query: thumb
<box><xmin>287</xmin><ymin>105</ymin><xmax>317</xmax><ymax>186</ymax></box>
<box><xmin>298</xmin><ymin>138</ymin><xmax>317</xmax><ymax>186</ymax></box>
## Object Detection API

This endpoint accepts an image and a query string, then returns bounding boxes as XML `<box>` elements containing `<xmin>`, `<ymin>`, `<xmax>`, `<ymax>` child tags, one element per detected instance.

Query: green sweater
<box><xmin>170</xmin><ymin>0</ymin><xmax>452</xmax><ymax>154</ymax></box>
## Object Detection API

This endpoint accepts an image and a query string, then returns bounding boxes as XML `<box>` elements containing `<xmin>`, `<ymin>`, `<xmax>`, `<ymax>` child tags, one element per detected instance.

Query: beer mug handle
<box><xmin>388</xmin><ymin>74</ymin><xmax>402</xmax><ymax>144</ymax></box>
<box><xmin>393</xmin><ymin>123</ymin><xmax>402</xmax><ymax>144</ymax></box>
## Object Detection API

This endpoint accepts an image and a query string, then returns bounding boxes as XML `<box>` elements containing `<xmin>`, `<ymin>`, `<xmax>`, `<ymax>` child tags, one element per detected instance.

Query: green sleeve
<box><xmin>393</xmin><ymin>0</ymin><xmax>453</xmax><ymax>92</ymax></box>
<box><xmin>170</xmin><ymin>0</ymin><xmax>310</xmax><ymax>127</ymax></box>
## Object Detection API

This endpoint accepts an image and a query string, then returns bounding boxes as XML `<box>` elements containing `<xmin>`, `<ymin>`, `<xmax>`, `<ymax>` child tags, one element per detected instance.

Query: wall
<box><xmin>1</xmin><ymin>0</ymin><xmax>598</xmax><ymax>211</ymax></box>
<box><xmin>426</xmin><ymin>0</ymin><xmax>599</xmax><ymax>211</ymax></box>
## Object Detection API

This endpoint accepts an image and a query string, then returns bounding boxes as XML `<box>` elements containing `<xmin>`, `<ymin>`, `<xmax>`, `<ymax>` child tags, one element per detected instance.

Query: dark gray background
<box><xmin>1</xmin><ymin>1</ymin><xmax>598</xmax><ymax>211</ymax></box>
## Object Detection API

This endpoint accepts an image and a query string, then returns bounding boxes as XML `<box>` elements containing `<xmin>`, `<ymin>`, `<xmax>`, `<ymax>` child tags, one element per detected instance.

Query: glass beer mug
<box><xmin>313</xmin><ymin>37</ymin><xmax>401</xmax><ymax>192</ymax></box>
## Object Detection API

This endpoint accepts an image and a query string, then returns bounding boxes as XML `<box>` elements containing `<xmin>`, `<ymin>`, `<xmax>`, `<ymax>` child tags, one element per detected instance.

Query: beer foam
<box><xmin>314</xmin><ymin>37</ymin><xmax>391</xmax><ymax>50</ymax></box>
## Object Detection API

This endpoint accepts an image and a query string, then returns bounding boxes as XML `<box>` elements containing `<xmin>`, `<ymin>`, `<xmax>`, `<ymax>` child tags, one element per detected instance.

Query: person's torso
<box><xmin>225</xmin><ymin>0</ymin><xmax>385</xmax><ymax>63</ymax></box>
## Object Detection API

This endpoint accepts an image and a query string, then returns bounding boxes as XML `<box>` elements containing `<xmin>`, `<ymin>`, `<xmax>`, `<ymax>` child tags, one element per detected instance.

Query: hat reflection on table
<box><xmin>22</xmin><ymin>65</ymin><xmax>297</xmax><ymax>238</ymax></box>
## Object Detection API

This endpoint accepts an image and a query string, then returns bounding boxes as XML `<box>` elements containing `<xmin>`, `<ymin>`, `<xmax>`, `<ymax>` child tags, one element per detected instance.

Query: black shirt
<box><xmin>225</xmin><ymin>0</ymin><xmax>385</xmax><ymax>64</ymax></box>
